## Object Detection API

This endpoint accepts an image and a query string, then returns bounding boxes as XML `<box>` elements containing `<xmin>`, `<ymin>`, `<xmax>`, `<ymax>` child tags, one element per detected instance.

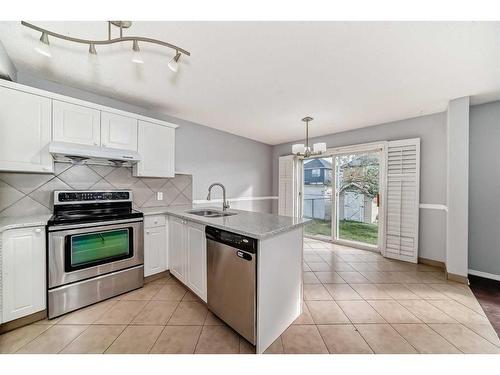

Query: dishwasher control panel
<box><xmin>205</xmin><ymin>226</ymin><xmax>257</xmax><ymax>253</ymax></box>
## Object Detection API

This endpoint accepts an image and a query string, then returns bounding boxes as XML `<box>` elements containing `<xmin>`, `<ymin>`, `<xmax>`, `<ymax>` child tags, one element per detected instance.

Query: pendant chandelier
<box><xmin>292</xmin><ymin>117</ymin><xmax>326</xmax><ymax>158</ymax></box>
<box><xmin>22</xmin><ymin>21</ymin><xmax>190</xmax><ymax>72</ymax></box>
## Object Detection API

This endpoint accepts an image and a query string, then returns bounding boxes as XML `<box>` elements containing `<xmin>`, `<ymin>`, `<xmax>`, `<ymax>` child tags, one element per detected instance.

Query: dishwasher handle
<box><xmin>205</xmin><ymin>226</ymin><xmax>257</xmax><ymax>254</ymax></box>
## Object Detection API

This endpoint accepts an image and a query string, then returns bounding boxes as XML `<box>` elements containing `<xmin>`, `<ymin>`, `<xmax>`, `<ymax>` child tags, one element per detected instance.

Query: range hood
<box><xmin>49</xmin><ymin>141</ymin><xmax>141</xmax><ymax>166</ymax></box>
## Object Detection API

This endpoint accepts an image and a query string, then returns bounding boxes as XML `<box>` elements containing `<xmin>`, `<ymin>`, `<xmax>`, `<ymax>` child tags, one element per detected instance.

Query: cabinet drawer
<box><xmin>144</xmin><ymin>215</ymin><xmax>166</xmax><ymax>228</ymax></box>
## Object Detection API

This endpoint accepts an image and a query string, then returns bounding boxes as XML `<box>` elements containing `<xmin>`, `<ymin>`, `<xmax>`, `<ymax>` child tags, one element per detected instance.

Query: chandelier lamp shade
<box><xmin>292</xmin><ymin>117</ymin><xmax>327</xmax><ymax>158</ymax></box>
<box><xmin>22</xmin><ymin>21</ymin><xmax>190</xmax><ymax>72</ymax></box>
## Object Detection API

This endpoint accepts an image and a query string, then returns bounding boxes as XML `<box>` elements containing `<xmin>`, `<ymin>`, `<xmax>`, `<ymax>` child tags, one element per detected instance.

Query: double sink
<box><xmin>187</xmin><ymin>209</ymin><xmax>237</xmax><ymax>218</ymax></box>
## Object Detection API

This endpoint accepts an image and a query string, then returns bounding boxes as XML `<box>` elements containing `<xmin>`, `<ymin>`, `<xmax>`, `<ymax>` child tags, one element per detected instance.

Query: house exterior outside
<box><xmin>303</xmin><ymin>156</ymin><xmax>378</xmax><ymax>224</ymax></box>
<box><xmin>303</xmin><ymin>159</ymin><xmax>332</xmax><ymax>221</ymax></box>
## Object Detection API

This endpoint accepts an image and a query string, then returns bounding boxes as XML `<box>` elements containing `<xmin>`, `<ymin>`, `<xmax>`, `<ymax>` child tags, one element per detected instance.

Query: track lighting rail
<box><xmin>21</xmin><ymin>21</ymin><xmax>191</xmax><ymax>56</ymax></box>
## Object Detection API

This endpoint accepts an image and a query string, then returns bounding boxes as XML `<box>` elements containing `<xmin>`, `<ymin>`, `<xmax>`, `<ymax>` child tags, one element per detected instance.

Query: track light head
<box><xmin>131</xmin><ymin>40</ymin><xmax>144</xmax><ymax>64</ymax></box>
<box><xmin>35</xmin><ymin>32</ymin><xmax>51</xmax><ymax>57</ymax></box>
<box><xmin>88</xmin><ymin>43</ymin><xmax>97</xmax><ymax>55</ymax></box>
<box><xmin>168</xmin><ymin>51</ymin><xmax>181</xmax><ymax>72</ymax></box>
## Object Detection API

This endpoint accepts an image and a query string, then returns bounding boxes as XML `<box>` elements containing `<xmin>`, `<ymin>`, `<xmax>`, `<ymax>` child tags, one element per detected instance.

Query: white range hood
<box><xmin>49</xmin><ymin>141</ymin><xmax>142</xmax><ymax>166</ymax></box>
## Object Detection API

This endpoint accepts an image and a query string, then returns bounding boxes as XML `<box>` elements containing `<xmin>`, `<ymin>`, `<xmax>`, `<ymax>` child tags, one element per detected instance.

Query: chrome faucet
<box><xmin>207</xmin><ymin>183</ymin><xmax>230</xmax><ymax>211</ymax></box>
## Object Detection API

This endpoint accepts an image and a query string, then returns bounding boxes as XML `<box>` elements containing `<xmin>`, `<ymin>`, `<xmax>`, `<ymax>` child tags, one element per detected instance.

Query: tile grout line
<box><xmin>88</xmin><ymin>300</ymin><xmax>129</xmax><ymax>354</ymax></box>
<box><xmin>56</xmin><ymin>324</ymin><xmax>93</xmax><ymax>353</ymax></box>
<box><xmin>103</xmin><ymin>295</ymin><xmax>155</xmax><ymax>354</ymax></box>
<box><xmin>319</xmin><ymin>268</ymin><xmax>391</xmax><ymax>353</ymax></box>
<box><xmin>192</xmin><ymin>319</ymin><xmax>207</xmax><ymax>354</ymax></box>
<box><xmin>424</xmin><ymin>323</ymin><xmax>467</xmax><ymax>354</ymax></box>
<box><xmin>315</xmin><ymin>245</ymin><xmax>434</xmax><ymax>354</ymax></box>
<box><xmin>11</xmin><ymin>323</ymin><xmax>52</xmax><ymax>353</ymax></box>
<box><xmin>389</xmin><ymin>322</ymin><xmax>463</xmax><ymax>354</ymax></box>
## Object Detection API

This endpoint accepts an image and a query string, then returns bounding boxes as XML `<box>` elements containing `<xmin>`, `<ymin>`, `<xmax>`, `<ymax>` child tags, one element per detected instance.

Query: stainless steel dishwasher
<box><xmin>206</xmin><ymin>226</ymin><xmax>257</xmax><ymax>345</ymax></box>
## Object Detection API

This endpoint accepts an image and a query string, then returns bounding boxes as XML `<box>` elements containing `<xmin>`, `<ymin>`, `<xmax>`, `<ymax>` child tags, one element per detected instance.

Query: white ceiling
<box><xmin>1</xmin><ymin>21</ymin><xmax>499</xmax><ymax>145</ymax></box>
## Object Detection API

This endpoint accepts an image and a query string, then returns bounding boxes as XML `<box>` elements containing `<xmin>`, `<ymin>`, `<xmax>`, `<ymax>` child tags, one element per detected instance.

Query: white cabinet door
<box><xmin>134</xmin><ymin>120</ymin><xmax>175</xmax><ymax>178</ymax></box>
<box><xmin>53</xmin><ymin>100</ymin><xmax>101</xmax><ymax>146</ymax></box>
<box><xmin>101</xmin><ymin>112</ymin><xmax>138</xmax><ymax>151</ymax></box>
<box><xmin>144</xmin><ymin>226</ymin><xmax>167</xmax><ymax>277</ymax></box>
<box><xmin>186</xmin><ymin>221</ymin><xmax>207</xmax><ymax>302</ymax></box>
<box><xmin>2</xmin><ymin>226</ymin><xmax>46</xmax><ymax>323</ymax></box>
<box><xmin>168</xmin><ymin>216</ymin><xmax>186</xmax><ymax>283</ymax></box>
<box><xmin>0</xmin><ymin>86</ymin><xmax>53</xmax><ymax>173</ymax></box>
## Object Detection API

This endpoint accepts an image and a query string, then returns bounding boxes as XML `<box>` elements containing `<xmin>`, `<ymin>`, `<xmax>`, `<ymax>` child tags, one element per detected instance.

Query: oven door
<box><xmin>48</xmin><ymin>220</ymin><xmax>144</xmax><ymax>289</ymax></box>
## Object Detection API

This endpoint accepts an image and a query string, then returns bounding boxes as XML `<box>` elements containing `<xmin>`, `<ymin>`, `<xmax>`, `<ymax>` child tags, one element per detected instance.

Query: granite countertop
<box><xmin>0</xmin><ymin>215</ymin><xmax>52</xmax><ymax>234</ymax></box>
<box><xmin>139</xmin><ymin>205</ymin><xmax>310</xmax><ymax>239</ymax></box>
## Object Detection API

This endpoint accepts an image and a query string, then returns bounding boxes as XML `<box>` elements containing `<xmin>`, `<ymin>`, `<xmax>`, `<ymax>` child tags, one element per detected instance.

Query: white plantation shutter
<box><xmin>384</xmin><ymin>138</ymin><xmax>420</xmax><ymax>263</ymax></box>
<box><xmin>278</xmin><ymin>155</ymin><xmax>297</xmax><ymax>217</ymax></box>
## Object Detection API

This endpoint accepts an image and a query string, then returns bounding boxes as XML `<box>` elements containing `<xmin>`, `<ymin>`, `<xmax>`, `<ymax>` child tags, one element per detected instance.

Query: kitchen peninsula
<box><xmin>140</xmin><ymin>205</ymin><xmax>309</xmax><ymax>353</ymax></box>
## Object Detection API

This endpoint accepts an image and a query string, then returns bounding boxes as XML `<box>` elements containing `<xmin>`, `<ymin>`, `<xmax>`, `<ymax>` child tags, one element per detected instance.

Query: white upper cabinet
<box><xmin>2</xmin><ymin>226</ymin><xmax>46</xmax><ymax>323</ymax></box>
<box><xmin>53</xmin><ymin>100</ymin><xmax>101</xmax><ymax>146</ymax></box>
<box><xmin>101</xmin><ymin>112</ymin><xmax>138</xmax><ymax>151</ymax></box>
<box><xmin>0</xmin><ymin>81</ymin><xmax>177</xmax><ymax>176</ymax></box>
<box><xmin>0</xmin><ymin>86</ymin><xmax>53</xmax><ymax>173</ymax></box>
<box><xmin>134</xmin><ymin>120</ymin><xmax>175</xmax><ymax>178</ymax></box>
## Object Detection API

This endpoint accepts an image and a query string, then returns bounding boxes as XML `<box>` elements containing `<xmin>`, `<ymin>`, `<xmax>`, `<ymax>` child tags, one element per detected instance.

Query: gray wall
<box><xmin>469</xmin><ymin>100</ymin><xmax>500</xmax><ymax>277</ymax></box>
<box><xmin>272</xmin><ymin>112</ymin><xmax>448</xmax><ymax>262</ymax></box>
<box><xmin>16</xmin><ymin>71</ymin><xmax>274</xmax><ymax>209</ymax></box>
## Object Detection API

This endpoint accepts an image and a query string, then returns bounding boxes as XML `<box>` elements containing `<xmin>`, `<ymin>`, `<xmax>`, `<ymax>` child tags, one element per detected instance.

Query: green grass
<box><xmin>339</xmin><ymin>219</ymin><xmax>378</xmax><ymax>245</ymax></box>
<box><xmin>305</xmin><ymin>219</ymin><xmax>332</xmax><ymax>237</ymax></box>
<box><xmin>305</xmin><ymin>219</ymin><xmax>378</xmax><ymax>245</ymax></box>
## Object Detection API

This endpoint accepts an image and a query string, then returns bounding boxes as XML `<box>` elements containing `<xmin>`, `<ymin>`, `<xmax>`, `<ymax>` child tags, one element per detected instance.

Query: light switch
<box><xmin>157</xmin><ymin>192</ymin><xmax>163</xmax><ymax>200</ymax></box>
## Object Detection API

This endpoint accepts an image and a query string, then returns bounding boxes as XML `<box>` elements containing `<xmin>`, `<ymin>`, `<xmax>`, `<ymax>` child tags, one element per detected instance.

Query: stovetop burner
<box><xmin>48</xmin><ymin>190</ymin><xmax>143</xmax><ymax>227</ymax></box>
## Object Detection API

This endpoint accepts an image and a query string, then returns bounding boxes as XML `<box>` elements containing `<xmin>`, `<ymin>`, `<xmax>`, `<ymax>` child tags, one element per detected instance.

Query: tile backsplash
<box><xmin>0</xmin><ymin>162</ymin><xmax>192</xmax><ymax>217</ymax></box>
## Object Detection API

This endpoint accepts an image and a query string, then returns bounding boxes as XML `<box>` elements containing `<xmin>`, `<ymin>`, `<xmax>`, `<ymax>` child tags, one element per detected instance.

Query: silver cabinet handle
<box><xmin>35</xmin><ymin>228</ymin><xmax>42</xmax><ymax>234</ymax></box>
<box><xmin>146</xmin><ymin>230</ymin><xmax>150</xmax><ymax>234</ymax></box>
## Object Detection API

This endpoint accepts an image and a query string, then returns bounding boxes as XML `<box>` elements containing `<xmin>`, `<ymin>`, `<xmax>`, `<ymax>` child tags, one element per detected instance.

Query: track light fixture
<box><xmin>34</xmin><ymin>31</ymin><xmax>51</xmax><ymax>57</ymax></box>
<box><xmin>22</xmin><ymin>21</ymin><xmax>190</xmax><ymax>72</ymax></box>
<box><xmin>168</xmin><ymin>51</ymin><xmax>181</xmax><ymax>72</ymax></box>
<box><xmin>131</xmin><ymin>40</ymin><xmax>144</xmax><ymax>64</ymax></box>
<box><xmin>88</xmin><ymin>43</ymin><xmax>97</xmax><ymax>55</ymax></box>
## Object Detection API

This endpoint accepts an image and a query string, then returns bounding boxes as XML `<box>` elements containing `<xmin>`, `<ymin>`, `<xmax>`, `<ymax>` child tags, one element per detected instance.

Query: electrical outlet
<box><xmin>156</xmin><ymin>192</ymin><xmax>163</xmax><ymax>200</ymax></box>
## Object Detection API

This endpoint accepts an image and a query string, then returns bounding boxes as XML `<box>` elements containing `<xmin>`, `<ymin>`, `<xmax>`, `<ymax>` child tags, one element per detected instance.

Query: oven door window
<box><xmin>65</xmin><ymin>228</ymin><xmax>133</xmax><ymax>271</ymax></box>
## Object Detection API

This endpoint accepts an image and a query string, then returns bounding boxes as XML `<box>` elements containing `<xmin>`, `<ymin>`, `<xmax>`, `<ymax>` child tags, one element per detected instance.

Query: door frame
<box><xmin>299</xmin><ymin>141</ymin><xmax>387</xmax><ymax>253</ymax></box>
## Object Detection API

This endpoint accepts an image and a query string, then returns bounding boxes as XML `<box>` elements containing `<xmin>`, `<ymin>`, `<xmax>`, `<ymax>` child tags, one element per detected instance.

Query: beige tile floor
<box><xmin>1</xmin><ymin>238</ymin><xmax>499</xmax><ymax>354</ymax></box>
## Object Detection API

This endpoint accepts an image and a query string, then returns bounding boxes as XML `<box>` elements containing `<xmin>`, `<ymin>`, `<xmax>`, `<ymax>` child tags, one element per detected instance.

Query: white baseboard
<box><xmin>468</xmin><ymin>269</ymin><xmax>500</xmax><ymax>281</ymax></box>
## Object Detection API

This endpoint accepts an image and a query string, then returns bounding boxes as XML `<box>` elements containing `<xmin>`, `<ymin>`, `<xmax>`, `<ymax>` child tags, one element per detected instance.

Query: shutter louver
<box><xmin>384</xmin><ymin>139</ymin><xmax>420</xmax><ymax>263</ymax></box>
<box><xmin>278</xmin><ymin>155</ymin><xmax>296</xmax><ymax>217</ymax></box>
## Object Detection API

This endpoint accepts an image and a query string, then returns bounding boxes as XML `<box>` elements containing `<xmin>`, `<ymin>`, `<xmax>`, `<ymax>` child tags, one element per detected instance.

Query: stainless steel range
<box><xmin>47</xmin><ymin>190</ymin><xmax>144</xmax><ymax>319</ymax></box>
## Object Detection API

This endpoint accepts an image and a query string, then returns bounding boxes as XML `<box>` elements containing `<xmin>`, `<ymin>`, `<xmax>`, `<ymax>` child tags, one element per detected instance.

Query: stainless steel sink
<box><xmin>187</xmin><ymin>209</ymin><xmax>237</xmax><ymax>218</ymax></box>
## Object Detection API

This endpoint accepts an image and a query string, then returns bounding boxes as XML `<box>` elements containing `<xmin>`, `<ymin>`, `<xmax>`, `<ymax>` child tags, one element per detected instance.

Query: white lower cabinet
<box><xmin>144</xmin><ymin>226</ymin><xmax>167</xmax><ymax>277</ymax></box>
<box><xmin>1</xmin><ymin>226</ymin><xmax>46</xmax><ymax>323</ymax></box>
<box><xmin>144</xmin><ymin>215</ymin><xmax>167</xmax><ymax>277</ymax></box>
<box><xmin>167</xmin><ymin>216</ymin><xmax>207</xmax><ymax>302</ymax></box>
<box><xmin>168</xmin><ymin>216</ymin><xmax>186</xmax><ymax>282</ymax></box>
<box><xmin>185</xmin><ymin>222</ymin><xmax>207</xmax><ymax>301</ymax></box>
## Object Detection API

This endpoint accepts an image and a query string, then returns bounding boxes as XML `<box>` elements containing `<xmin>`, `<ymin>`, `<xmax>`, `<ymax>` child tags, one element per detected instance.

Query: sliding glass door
<box><xmin>303</xmin><ymin>157</ymin><xmax>333</xmax><ymax>239</ymax></box>
<box><xmin>302</xmin><ymin>148</ymin><xmax>383</xmax><ymax>250</ymax></box>
<box><xmin>334</xmin><ymin>151</ymin><xmax>381</xmax><ymax>248</ymax></box>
